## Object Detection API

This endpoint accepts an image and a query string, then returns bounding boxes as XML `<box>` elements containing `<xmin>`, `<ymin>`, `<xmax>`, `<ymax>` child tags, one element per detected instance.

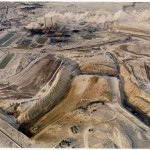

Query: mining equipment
<box><xmin>54</xmin><ymin>32</ymin><xmax>63</xmax><ymax>37</ymax></box>
<box><xmin>41</xmin><ymin>48</ymin><xmax>46</xmax><ymax>53</ymax></box>
<box><xmin>41</xmin><ymin>50</ymin><xmax>46</xmax><ymax>53</ymax></box>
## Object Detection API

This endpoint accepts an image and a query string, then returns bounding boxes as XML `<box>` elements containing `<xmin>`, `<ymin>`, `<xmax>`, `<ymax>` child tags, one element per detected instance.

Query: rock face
<box><xmin>77</xmin><ymin>54</ymin><xmax>117</xmax><ymax>76</ymax></box>
<box><xmin>79</xmin><ymin>61</ymin><xmax>117</xmax><ymax>75</ymax></box>
<box><xmin>119</xmin><ymin>63</ymin><xmax>150</xmax><ymax>118</ymax></box>
<box><xmin>129</xmin><ymin>96</ymin><xmax>150</xmax><ymax>116</ymax></box>
<box><xmin>17</xmin><ymin>59</ymin><xmax>80</xmax><ymax>128</ymax></box>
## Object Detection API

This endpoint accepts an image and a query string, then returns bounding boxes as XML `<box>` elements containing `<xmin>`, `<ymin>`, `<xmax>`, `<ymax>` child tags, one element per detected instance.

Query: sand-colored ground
<box><xmin>0</xmin><ymin>2</ymin><xmax>150</xmax><ymax>148</ymax></box>
<box><xmin>27</xmin><ymin>75</ymin><xmax>112</xmax><ymax>135</ymax></box>
<box><xmin>77</xmin><ymin>54</ymin><xmax>117</xmax><ymax>76</ymax></box>
<box><xmin>30</xmin><ymin>76</ymin><xmax>150</xmax><ymax>148</ymax></box>
<box><xmin>119</xmin><ymin>63</ymin><xmax>150</xmax><ymax>118</ymax></box>
<box><xmin>0</xmin><ymin>51</ymin><xmax>5</xmax><ymax>58</ymax></box>
<box><xmin>113</xmin><ymin>21</ymin><xmax>150</xmax><ymax>35</ymax></box>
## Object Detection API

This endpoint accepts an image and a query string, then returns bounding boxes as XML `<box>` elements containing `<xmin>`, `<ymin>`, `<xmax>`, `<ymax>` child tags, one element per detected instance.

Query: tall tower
<box><xmin>44</xmin><ymin>16</ymin><xmax>46</xmax><ymax>29</ymax></box>
<box><xmin>51</xmin><ymin>17</ymin><xmax>53</xmax><ymax>27</ymax></box>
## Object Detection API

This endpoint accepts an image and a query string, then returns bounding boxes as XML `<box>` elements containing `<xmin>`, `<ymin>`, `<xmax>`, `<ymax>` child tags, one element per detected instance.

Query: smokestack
<box><xmin>111</xmin><ymin>21</ymin><xmax>116</xmax><ymax>29</ymax></box>
<box><xmin>44</xmin><ymin>16</ymin><xmax>46</xmax><ymax>29</ymax></box>
<box><xmin>51</xmin><ymin>17</ymin><xmax>53</xmax><ymax>26</ymax></box>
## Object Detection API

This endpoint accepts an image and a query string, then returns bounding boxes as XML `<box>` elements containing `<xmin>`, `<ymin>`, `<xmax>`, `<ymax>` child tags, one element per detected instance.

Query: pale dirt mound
<box><xmin>77</xmin><ymin>54</ymin><xmax>117</xmax><ymax>76</ymax></box>
<box><xmin>113</xmin><ymin>21</ymin><xmax>150</xmax><ymax>35</ymax></box>
<box><xmin>79</xmin><ymin>62</ymin><xmax>117</xmax><ymax>75</ymax></box>
<box><xmin>82</xmin><ymin>77</ymin><xmax>112</xmax><ymax>102</ymax></box>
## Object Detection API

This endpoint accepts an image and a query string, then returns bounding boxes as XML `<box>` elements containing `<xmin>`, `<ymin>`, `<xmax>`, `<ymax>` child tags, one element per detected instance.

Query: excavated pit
<box><xmin>1</xmin><ymin>2</ymin><xmax>150</xmax><ymax>148</ymax></box>
<box><xmin>16</xmin><ymin>51</ymin><xmax>150</xmax><ymax>137</ymax></box>
<box><xmin>16</xmin><ymin>58</ymin><xmax>80</xmax><ymax>134</ymax></box>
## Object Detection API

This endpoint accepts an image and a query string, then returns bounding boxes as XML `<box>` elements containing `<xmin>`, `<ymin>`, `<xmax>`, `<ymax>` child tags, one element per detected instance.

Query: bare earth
<box><xmin>0</xmin><ymin>2</ymin><xmax>150</xmax><ymax>148</ymax></box>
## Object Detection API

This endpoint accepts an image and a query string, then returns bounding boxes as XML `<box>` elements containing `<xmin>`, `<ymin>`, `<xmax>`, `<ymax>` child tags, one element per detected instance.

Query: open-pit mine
<box><xmin>0</xmin><ymin>2</ymin><xmax>150</xmax><ymax>148</ymax></box>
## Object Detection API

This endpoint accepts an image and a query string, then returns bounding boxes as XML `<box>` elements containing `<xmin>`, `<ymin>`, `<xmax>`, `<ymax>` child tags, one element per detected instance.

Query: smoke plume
<box><xmin>25</xmin><ymin>9</ymin><xmax>150</xmax><ymax>30</ymax></box>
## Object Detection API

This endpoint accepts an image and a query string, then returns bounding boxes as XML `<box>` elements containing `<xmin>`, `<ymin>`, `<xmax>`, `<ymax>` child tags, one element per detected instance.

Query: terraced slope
<box><xmin>17</xmin><ymin>59</ymin><xmax>80</xmax><ymax>130</ymax></box>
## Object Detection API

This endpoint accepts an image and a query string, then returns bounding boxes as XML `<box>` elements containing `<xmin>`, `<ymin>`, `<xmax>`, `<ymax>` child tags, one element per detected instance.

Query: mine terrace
<box><xmin>0</xmin><ymin>2</ymin><xmax>150</xmax><ymax>148</ymax></box>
